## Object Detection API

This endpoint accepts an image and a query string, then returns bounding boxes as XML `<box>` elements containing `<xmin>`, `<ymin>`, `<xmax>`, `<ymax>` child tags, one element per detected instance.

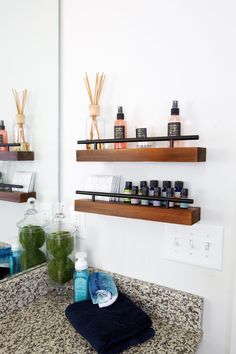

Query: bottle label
<box><xmin>136</xmin><ymin>127</ymin><xmax>147</xmax><ymax>139</ymax></box>
<box><xmin>168</xmin><ymin>122</ymin><xmax>181</xmax><ymax>136</ymax></box>
<box><xmin>74</xmin><ymin>276</ymin><xmax>89</xmax><ymax>302</ymax></box>
<box><xmin>114</xmin><ymin>126</ymin><xmax>125</xmax><ymax>139</ymax></box>
<box><xmin>124</xmin><ymin>189</ymin><xmax>131</xmax><ymax>203</ymax></box>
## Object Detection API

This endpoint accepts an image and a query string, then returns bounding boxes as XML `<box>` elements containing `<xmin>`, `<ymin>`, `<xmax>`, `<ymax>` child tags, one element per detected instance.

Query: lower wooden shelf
<box><xmin>74</xmin><ymin>199</ymin><xmax>201</xmax><ymax>225</ymax></box>
<box><xmin>76</xmin><ymin>147</ymin><xmax>206</xmax><ymax>162</ymax></box>
<box><xmin>0</xmin><ymin>191</ymin><xmax>36</xmax><ymax>203</ymax></box>
<box><xmin>0</xmin><ymin>151</ymin><xmax>34</xmax><ymax>161</ymax></box>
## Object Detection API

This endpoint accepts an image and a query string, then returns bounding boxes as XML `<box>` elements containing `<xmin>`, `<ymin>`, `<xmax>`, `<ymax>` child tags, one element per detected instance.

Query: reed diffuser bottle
<box><xmin>12</xmin><ymin>89</ymin><xmax>30</xmax><ymax>151</ymax></box>
<box><xmin>84</xmin><ymin>73</ymin><xmax>106</xmax><ymax>150</ymax></box>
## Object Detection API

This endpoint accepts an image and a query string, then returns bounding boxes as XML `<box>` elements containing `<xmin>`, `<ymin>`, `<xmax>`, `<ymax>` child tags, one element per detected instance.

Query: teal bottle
<box><xmin>73</xmin><ymin>252</ymin><xmax>89</xmax><ymax>302</ymax></box>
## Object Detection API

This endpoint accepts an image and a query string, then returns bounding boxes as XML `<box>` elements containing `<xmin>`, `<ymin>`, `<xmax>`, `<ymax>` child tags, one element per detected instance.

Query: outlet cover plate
<box><xmin>164</xmin><ymin>223</ymin><xmax>224</xmax><ymax>270</ymax></box>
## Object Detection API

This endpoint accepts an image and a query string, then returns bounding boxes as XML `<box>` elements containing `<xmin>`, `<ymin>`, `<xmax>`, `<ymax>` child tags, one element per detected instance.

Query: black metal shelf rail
<box><xmin>77</xmin><ymin>135</ymin><xmax>199</xmax><ymax>149</ymax></box>
<box><xmin>0</xmin><ymin>143</ymin><xmax>21</xmax><ymax>148</ymax></box>
<box><xmin>0</xmin><ymin>183</ymin><xmax>23</xmax><ymax>192</ymax></box>
<box><xmin>76</xmin><ymin>190</ymin><xmax>193</xmax><ymax>209</ymax></box>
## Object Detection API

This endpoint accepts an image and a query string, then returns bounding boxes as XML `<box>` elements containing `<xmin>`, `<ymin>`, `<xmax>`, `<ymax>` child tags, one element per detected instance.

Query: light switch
<box><xmin>164</xmin><ymin>224</ymin><xmax>224</xmax><ymax>270</ymax></box>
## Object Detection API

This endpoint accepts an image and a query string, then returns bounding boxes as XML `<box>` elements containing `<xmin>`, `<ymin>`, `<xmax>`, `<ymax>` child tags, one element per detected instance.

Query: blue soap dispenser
<box><xmin>74</xmin><ymin>252</ymin><xmax>89</xmax><ymax>302</ymax></box>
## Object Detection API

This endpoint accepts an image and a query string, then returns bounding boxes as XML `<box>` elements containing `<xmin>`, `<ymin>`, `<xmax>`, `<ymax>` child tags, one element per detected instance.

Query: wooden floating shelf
<box><xmin>74</xmin><ymin>199</ymin><xmax>201</xmax><ymax>225</ymax></box>
<box><xmin>0</xmin><ymin>151</ymin><xmax>34</xmax><ymax>161</ymax></box>
<box><xmin>76</xmin><ymin>147</ymin><xmax>206</xmax><ymax>162</ymax></box>
<box><xmin>0</xmin><ymin>191</ymin><xmax>36</xmax><ymax>203</ymax></box>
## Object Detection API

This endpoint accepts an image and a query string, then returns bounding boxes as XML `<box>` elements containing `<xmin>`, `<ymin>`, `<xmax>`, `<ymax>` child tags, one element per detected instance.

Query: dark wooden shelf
<box><xmin>76</xmin><ymin>147</ymin><xmax>206</xmax><ymax>162</ymax></box>
<box><xmin>0</xmin><ymin>191</ymin><xmax>36</xmax><ymax>203</ymax></box>
<box><xmin>74</xmin><ymin>199</ymin><xmax>201</xmax><ymax>225</ymax></box>
<box><xmin>0</xmin><ymin>151</ymin><xmax>34</xmax><ymax>161</ymax></box>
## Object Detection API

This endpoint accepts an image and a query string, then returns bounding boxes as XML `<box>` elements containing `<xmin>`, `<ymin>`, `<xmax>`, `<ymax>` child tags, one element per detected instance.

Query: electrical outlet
<box><xmin>164</xmin><ymin>224</ymin><xmax>224</xmax><ymax>270</ymax></box>
<box><xmin>73</xmin><ymin>212</ymin><xmax>86</xmax><ymax>239</ymax></box>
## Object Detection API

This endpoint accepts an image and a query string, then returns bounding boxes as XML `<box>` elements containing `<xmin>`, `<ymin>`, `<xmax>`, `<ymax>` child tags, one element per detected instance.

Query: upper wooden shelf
<box><xmin>74</xmin><ymin>199</ymin><xmax>201</xmax><ymax>225</ymax></box>
<box><xmin>0</xmin><ymin>151</ymin><xmax>34</xmax><ymax>161</ymax></box>
<box><xmin>0</xmin><ymin>191</ymin><xmax>36</xmax><ymax>203</ymax></box>
<box><xmin>76</xmin><ymin>147</ymin><xmax>206</xmax><ymax>162</ymax></box>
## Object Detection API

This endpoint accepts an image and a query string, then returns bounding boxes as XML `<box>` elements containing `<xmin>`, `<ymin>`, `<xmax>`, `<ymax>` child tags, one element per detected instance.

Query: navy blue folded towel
<box><xmin>65</xmin><ymin>292</ymin><xmax>155</xmax><ymax>354</ymax></box>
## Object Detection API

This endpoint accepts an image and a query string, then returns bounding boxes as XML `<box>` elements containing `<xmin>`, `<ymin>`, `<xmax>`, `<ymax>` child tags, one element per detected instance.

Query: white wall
<box><xmin>61</xmin><ymin>1</ymin><xmax>236</xmax><ymax>353</ymax></box>
<box><xmin>0</xmin><ymin>0</ymin><xmax>58</xmax><ymax>243</ymax></box>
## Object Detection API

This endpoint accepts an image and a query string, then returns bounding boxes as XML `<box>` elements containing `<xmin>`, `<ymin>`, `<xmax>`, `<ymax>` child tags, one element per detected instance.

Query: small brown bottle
<box><xmin>0</xmin><ymin>120</ymin><xmax>8</xmax><ymax>151</ymax></box>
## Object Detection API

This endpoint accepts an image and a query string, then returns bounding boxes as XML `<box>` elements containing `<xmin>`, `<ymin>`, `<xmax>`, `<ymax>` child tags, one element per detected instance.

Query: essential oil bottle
<box><xmin>149</xmin><ymin>180</ymin><xmax>158</xmax><ymax>205</ymax></box>
<box><xmin>180</xmin><ymin>188</ymin><xmax>189</xmax><ymax>209</ymax></box>
<box><xmin>131</xmin><ymin>186</ymin><xmax>139</xmax><ymax>205</ymax></box>
<box><xmin>161</xmin><ymin>181</ymin><xmax>171</xmax><ymax>205</ymax></box>
<box><xmin>167</xmin><ymin>187</ymin><xmax>175</xmax><ymax>208</ymax></box>
<box><xmin>153</xmin><ymin>187</ymin><xmax>161</xmax><ymax>207</ymax></box>
<box><xmin>114</xmin><ymin>106</ymin><xmax>127</xmax><ymax>149</ymax></box>
<box><xmin>123</xmin><ymin>181</ymin><xmax>132</xmax><ymax>203</ymax></box>
<box><xmin>168</xmin><ymin>101</ymin><xmax>181</xmax><ymax>137</ymax></box>
<box><xmin>139</xmin><ymin>181</ymin><xmax>147</xmax><ymax>196</ymax></box>
<box><xmin>174</xmin><ymin>181</ymin><xmax>184</xmax><ymax>206</ymax></box>
<box><xmin>141</xmin><ymin>186</ymin><xmax>149</xmax><ymax>206</ymax></box>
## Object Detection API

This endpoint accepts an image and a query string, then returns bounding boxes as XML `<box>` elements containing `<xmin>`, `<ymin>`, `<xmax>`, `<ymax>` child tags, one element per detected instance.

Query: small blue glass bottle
<box><xmin>161</xmin><ymin>181</ymin><xmax>171</xmax><ymax>205</ymax></box>
<box><xmin>180</xmin><ymin>188</ymin><xmax>189</xmax><ymax>209</ymax></box>
<box><xmin>10</xmin><ymin>243</ymin><xmax>22</xmax><ymax>275</ymax></box>
<box><xmin>153</xmin><ymin>187</ymin><xmax>161</xmax><ymax>207</ymax></box>
<box><xmin>174</xmin><ymin>181</ymin><xmax>184</xmax><ymax>206</ymax></box>
<box><xmin>74</xmin><ymin>252</ymin><xmax>89</xmax><ymax>302</ymax></box>
<box><xmin>0</xmin><ymin>243</ymin><xmax>11</xmax><ymax>279</ymax></box>
<box><xmin>149</xmin><ymin>180</ymin><xmax>158</xmax><ymax>205</ymax></box>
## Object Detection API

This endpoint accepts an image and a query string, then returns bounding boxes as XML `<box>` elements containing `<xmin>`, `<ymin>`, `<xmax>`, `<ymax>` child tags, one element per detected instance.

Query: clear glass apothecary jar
<box><xmin>45</xmin><ymin>204</ymin><xmax>75</xmax><ymax>295</ymax></box>
<box><xmin>17</xmin><ymin>198</ymin><xmax>47</xmax><ymax>271</ymax></box>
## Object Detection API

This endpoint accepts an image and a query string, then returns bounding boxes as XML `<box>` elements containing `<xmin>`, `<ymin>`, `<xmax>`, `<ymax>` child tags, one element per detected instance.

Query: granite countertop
<box><xmin>0</xmin><ymin>291</ymin><xmax>202</xmax><ymax>354</ymax></box>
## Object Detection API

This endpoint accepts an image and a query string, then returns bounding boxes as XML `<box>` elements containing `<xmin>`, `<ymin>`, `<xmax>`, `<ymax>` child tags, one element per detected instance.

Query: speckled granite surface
<box><xmin>0</xmin><ymin>291</ymin><xmax>202</xmax><ymax>354</ymax></box>
<box><xmin>0</xmin><ymin>264</ymin><xmax>50</xmax><ymax>318</ymax></box>
<box><xmin>0</xmin><ymin>266</ymin><xmax>203</xmax><ymax>353</ymax></box>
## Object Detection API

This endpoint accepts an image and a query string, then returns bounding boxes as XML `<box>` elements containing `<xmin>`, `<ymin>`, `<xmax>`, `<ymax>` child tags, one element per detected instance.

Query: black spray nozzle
<box><xmin>117</xmin><ymin>106</ymin><xmax>124</xmax><ymax>119</ymax></box>
<box><xmin>171</xmin><ymin>101</ymin><xmax>179</xmax><ymax>115</ymax></box>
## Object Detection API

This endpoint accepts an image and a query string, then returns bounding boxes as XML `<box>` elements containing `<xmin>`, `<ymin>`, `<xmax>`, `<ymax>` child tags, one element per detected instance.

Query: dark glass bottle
<box><xmin>180</xmin><ymin>188</ymin><xmax>189</xmax><ymax>209</ymax></box>
<box><xmin>124</xmin><ymin>181</ymin><xmax>132</xmax><ymax>203</ymax></box>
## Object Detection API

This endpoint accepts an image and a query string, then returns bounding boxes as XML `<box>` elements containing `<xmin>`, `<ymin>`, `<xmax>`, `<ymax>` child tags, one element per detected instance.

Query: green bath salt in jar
<box><xmin>46</xmin><ymin>204</ymin><xmax>75</xmax><ymax>295</ymax></box>
<box><xmin>17</xmin><ymin>198</ymin><xmax>47</xmax><ymax>270</ymax></box>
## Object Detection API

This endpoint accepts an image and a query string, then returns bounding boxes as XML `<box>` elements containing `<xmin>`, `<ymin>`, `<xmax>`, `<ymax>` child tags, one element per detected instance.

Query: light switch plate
<box><xmin>164</xmin><ymin>224</ymin><xmax>224</xmax><ymax>270</ymax></box>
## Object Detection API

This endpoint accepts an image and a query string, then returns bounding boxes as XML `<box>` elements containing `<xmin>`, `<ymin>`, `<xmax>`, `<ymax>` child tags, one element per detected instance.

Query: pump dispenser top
<box><xmin>75</xmin><ymin>252</ymin><xmax>88</xmax><ymax>271</ymax></box>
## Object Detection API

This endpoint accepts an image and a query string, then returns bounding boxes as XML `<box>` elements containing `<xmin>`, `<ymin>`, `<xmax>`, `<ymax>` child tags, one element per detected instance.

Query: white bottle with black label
<box><xmin>168</xmin><ymin>101</ymin><xmax>181</xmax><ymax>137</ymax></box>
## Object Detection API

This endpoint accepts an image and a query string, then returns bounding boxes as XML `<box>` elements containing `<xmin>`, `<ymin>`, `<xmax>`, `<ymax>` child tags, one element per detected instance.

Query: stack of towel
<box><xmin>65</xmin><ymin>271</ymin><xmax>155</xmax><ymax>354</ymax></box>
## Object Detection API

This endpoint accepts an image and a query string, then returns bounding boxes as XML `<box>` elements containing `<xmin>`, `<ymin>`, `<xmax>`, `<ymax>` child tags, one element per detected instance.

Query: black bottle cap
<box><xmin>163</xmin><ymin>181</ymin><xmax>172</xmax><ymax>188</ymax></box>
<box><xmin>181</xmin><ymin>188</ymin><xmax>188</xmax><ymax>198</ymax></box>
<box><xmin>117</xmin><ymin>106</ymin><xmax>124</xmax><ymax>120</ymax></box>
<box><xmin>171</xmin><ymin>101</ymin><xmax>179</xmax><ymax>115</ymax></box>
<box><xmin>0</xmin><ymin>120</ymin><xmax>5</xmax><ymax>129</ymax></box>
<box><xmin>140</xmin><ymin>181</ymin><xmax>147</xmax><ymax>188</ymax></box>
<box><xmin>141</xmin><ymin>186</ymin><xmax>149</xmax><ymax>196</ymax></box>
<box><xmin>125</xmin><ymin>181</ymin><xmax>132</xmax><ymax>189</ymax></box>
<box><xmin>150</xmin><ymin>180</ymin><xmax>159</xmax><ymax>188</ymax></box>
<box><xmin>175</xmin><ymin>181</ymin><xmax>184</xmax><ymax>189</ymax></box>
<box><xmin>131</xmin><ymin>186</ymin><xmax>138</xmax><ymax>194</ymax></box>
